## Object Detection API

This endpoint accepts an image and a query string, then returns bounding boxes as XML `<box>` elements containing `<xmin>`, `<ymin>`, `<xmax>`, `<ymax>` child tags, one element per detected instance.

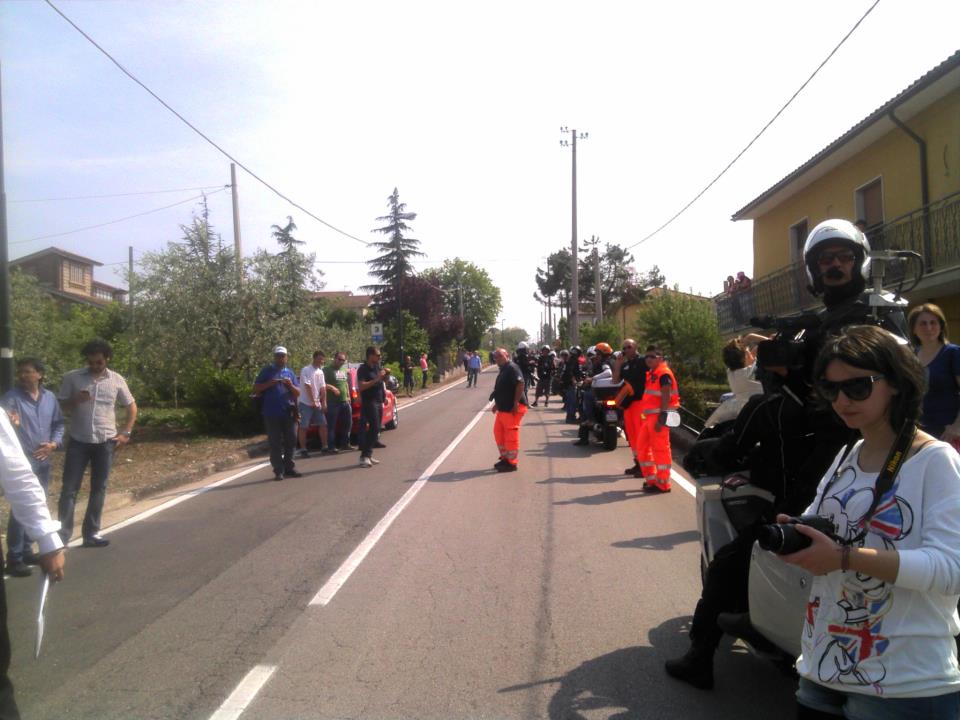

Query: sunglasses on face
<box><xmin>816</xmin><ymin>374</ymin><xmax>885</xmax><ymax>402</ymax></box>
<box><xmin>644</xmin><ymin>354</ymin><xmax>660</xmax><ymax>360</ymax></box>
<box><xmin>817</xmin><ymin>250</ymin><xmax>856</xmax><ymax>267</ymax></box>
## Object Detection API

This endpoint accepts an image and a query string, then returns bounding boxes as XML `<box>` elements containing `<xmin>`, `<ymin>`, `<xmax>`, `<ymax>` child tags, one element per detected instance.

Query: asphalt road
<box><xmin>5</xmin><ymin>369</ymin><xmax>796</xmax><ymax>719</ymax></box>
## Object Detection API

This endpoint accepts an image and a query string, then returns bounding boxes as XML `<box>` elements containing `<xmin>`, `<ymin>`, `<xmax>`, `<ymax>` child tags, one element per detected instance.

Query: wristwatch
<box><xmin>119</xmin><ymin>431</ymin><xmax>132</xmax><ymax>438</ymax></box>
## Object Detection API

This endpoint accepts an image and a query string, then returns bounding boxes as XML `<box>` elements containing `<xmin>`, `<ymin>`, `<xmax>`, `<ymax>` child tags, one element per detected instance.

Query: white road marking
<box><xmin>399</xmin><ymin>367</ymin><xmax>490</xmax><ymax>410</ymax></box>
<box><xmin>310</xmin><ymin>406</ymin><xmax>489</xmax><ymax>606</ymax></box>
<box><xmin>670</xmin><ymin>468</ymin><xmax>697</xmax><ymax>498</ymax></box>
<box><xmin>208</xmin><ymin>664</ymin><xmax>277</xmax><ymax>720</ymax></box>
<box><xmin>69</xmin><ymin>461</ymin><xmax>271</xmax><ymax>546</ymax></box>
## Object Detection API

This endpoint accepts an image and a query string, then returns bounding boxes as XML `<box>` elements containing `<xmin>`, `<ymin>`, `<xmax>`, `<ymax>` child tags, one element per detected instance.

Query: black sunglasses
<box><xmin>816</xmin><ymin>374</ymin><xmax>885</xmax><ymax>402</ymax></box>
<box><xmin>817</xmin><ymin>250</ymin><xmax>857</xmax><ymax>266</ymax></box>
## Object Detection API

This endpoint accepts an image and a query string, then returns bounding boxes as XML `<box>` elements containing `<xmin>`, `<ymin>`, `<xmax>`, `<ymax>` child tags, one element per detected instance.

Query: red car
<box><xmin>305</xmin><ymin>364</ymin><xmax>398</xmax><ymax>447</ymax></box>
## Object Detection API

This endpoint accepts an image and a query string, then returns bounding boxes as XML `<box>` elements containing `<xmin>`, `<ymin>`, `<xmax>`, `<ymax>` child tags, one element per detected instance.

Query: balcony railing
<box><xmin>715</xmin><ymin>192</ymin><xmax>960</xmax><ymax>334</ymax></box>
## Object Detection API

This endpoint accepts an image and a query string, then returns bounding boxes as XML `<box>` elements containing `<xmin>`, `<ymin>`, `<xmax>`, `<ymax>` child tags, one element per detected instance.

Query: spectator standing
<box><xmin>253</xmin><ymin>346</ymin><xmax>301</xmax><ymax>481</ymax></box>
<box><xmin>402</xmin><ymin>355</ymin><xmax>415</xmax><ymax>397</ymax></box>
<box><xmin>2</xmin><ymin>358</ymin><xmax>64</xmax><ymax>577</ymax></box>
<box><xmin>357</xmin><ymin>346</ymin><xmax>389</xmax><ymax>468</ymax></box>
<box><xmin>907</xmin><ymin>303</ymin><xmax>960</xmax><ymax>444</ymax></box>
<box><xmin>297</xmin><ymin>350</ymin><xmax>327</xmax><ymax>458</ymax></box>
<box><xmin>58</xmin><ymin>339</ymin><xmax>137</xmax><ymax>547</ymax></box>
<box><xmin>780</xmin><ymin>325</ymin><xmax>960</xmax><ymax>717</ymax></box>
<box><xmin>468</xmin><ymin>350</ymin><xmax>482</xmax><ymax>388</ymax></box>
<box><xmin>420</xmin><ymin>352</ymin><xmax>429</xmax><ymax>389</ymax></box>
<box><xmin>0</xmin><ymin>409</ymin><xmax>65</xmax><ymax>717</ymax></box>
<box><xmin>489</xmin><ymin>348</ymin><xmax>528</xmax><ymax>472</ymax></box>
<box><xmin>323</xmin><ymin>352</ymin><xmax>351</xmax><ymax>452</ymax></box>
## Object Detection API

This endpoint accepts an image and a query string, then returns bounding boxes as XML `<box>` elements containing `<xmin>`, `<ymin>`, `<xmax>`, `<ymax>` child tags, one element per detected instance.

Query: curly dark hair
<box><xmin>81</xmin><ymin>338</ymin><xmax>113</xmax><ymax>360</ymax></box>
<box><xmin>722</xmin><ymin>337</ymin><xmax>748</xmax><ymax>371</ymax></box>
<box><xmin>812</xmin><ymin>325</ymin><xmax>925</xmax><ymax>432</ymax></box>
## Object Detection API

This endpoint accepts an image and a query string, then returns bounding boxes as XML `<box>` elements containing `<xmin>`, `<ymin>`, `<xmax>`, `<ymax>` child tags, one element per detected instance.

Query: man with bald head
<box><xmin>489</xmin><ymin>348</ymin><xmax>528</xmax><ymax>472</ymax></box>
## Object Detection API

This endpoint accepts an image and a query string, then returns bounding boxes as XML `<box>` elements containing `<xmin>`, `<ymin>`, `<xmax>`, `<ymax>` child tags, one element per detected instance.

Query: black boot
<box><xmin>664</xmin><ymin>643</ymin><xmax>715</xmax><ymax>690</ymax></box>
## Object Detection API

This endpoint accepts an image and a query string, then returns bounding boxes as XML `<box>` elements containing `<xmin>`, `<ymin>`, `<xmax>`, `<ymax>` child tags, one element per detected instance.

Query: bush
<box><xmin>182</xmin><ymin>363</ymin><xmax>261</xmax><ymax>436</ymax></box>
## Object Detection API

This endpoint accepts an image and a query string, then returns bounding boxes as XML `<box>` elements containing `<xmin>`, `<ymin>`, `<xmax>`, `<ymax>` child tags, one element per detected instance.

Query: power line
<box><xmin>626</xmin><ymin>0</ymin><xmax>881</xmax><ymax>251</ymax></box>
<box><xmin>9</xmin><ymin>185</ymin><xmax>227</xmax><ymax>203</ymax></box>
<box><xmin>11</xmin><ymin>189</ymin><xmax>226</xmax><ymax>245</ymax></box>
<box><xmin>44</xmin><ymin>0</ymin><xmax>371</xmax><ymax>247</ymax></box>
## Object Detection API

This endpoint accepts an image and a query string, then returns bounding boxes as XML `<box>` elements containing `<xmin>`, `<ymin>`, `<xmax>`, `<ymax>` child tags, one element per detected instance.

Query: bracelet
<box><xmin>840</xmin><ymin>545</ymin><xmax>851</xmax><ymax>573</ymax></box>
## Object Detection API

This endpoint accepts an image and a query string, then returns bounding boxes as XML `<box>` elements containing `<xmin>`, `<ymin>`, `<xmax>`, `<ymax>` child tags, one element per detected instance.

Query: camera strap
<box><xmin>821</xmin><ymin>421</ymin><xmax>916</xmax><ymax>546</ymax></box>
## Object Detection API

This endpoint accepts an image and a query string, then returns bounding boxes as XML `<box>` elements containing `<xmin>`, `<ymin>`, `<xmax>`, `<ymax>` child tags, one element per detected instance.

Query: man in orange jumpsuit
<box><xmin>613</xmin><ymin>342</ymin><xmax>679</xmax><ymax>492</ymax></box>
<box><xmin>489</xmin><ymin>348</ymin><xmax>528</xmax><ymax>472</ymax></box>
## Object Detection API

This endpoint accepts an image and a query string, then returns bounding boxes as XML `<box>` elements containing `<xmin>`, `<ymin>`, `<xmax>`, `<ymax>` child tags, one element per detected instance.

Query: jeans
<box><xmin>59</xmin><ymin>438</ymin><xmax>114</xmax><ymax>543</ymax></box>
<box><xmin>359</xmin><ymin>402</ymin><xmax>383</xmax><ymax>459</ymax></box>
<box><xmin>580</xmin><ymin>389</ymin><xmax>595</xmax><ymax>424</ymax></box>
<box><xmin>326</xmin><ymin>403</ymin><xmax>352</xmax><ymax>449</ymax></box>
<box><xmin>6</xmin><ymin>460</ymin><xmax>50</xmax><ymax>562</ymax></box>
<box><xmin>564</xmin><ymin>387</ymin><xmax>578</xmax><ymax>419</ymax></box>
<box><xmin>797</xmin><ymin>677</ymin><xmax>960</xmax><ymax>719</ymax></box>
<box><xmin>264</xmin><ymin>414</ymin><xmax>296</xmax><ymax>476</ymax></box>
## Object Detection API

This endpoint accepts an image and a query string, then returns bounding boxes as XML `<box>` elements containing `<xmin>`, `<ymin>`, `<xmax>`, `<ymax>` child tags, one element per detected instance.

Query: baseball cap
<box><xmin>273</xmin><ymin>346</ymin><xmax>288</xmax><ymax>355</ymax></box>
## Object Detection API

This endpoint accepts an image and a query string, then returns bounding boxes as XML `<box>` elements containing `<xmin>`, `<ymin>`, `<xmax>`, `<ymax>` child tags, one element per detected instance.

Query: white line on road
<box><xmin>310</xmin><ymin>405</ymin><xmax>489</xmax><ymax>606</ymax></box>
<box><xmin>73</xmin><ymin>461</ymin><xmax>271</xmax><ymax>546</ymax></box>
<box><xmin>208</xmin><ymin>664</ymin><xmax>277</xmax><ymax>720</ymax></box>
<box><xmin>671</xmin><ymin>469</ymin><xmax>697</xmax><ymax>498</ymax></box>
<box><xmin>398</xmin><ymin>366</ymin><xmax>491</xmax><ymax>410</ymax></box>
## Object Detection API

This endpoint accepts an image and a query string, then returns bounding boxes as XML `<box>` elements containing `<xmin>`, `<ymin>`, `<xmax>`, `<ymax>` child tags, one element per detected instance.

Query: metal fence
<box><xmin>715</xmin><ymin>192</ymin><xmax>960</xmax><ymax>335</ymax></box>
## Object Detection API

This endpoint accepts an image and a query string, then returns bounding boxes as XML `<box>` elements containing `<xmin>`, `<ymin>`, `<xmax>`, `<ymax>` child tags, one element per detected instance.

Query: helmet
<box><xmin>559</xmin><ymin>349</ymin><xmax>569</xmax><ymax>357</ymax></box>
<box><xmin>569</xmin><ymin>345</ymin><xmax>582</xmax><ymax>356</ymax></box>
<box><xmin>549</xmin><ymin>350</ymin><xmax>557</xmax><ymax>357</ymax></box>
<box><xmin>541</xmin><ymin>345</ymin><xmax>550</xmax><ymax>352</ymax></box>
<box><xmin>802</xmin><ymin>219</ymin><xmax>871</xmax><ymax>293</ymax></box>
<box><xmin>595</xmin><ymin>342</ymin><xmax>613</xmax><ymax>356</ymax></box>
<box><xmin>585</xmin><ymin>345</ymin><xmax>597</xmax><ymax>357</ymax></box>
<box><xmin>516</xmin><ymin>341</ymin><xmax>528</xmax><ymax>351</ymax></box>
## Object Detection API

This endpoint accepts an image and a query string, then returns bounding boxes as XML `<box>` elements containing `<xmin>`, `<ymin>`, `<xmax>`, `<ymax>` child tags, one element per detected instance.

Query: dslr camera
<box><xmin>756</xmin><ymin>514</ymin><xmax>837</xmax><ymax>555</ymax></box>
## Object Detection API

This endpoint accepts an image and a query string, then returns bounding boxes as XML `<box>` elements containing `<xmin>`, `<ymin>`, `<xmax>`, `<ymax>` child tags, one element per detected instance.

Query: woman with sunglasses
<box><xmin>776</xmin><ymin>325</ymin><xmax>960</xmax><ymax>719</ymax></box>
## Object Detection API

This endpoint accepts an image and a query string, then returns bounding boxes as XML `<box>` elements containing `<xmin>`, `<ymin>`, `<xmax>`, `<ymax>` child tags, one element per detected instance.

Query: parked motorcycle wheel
<box><xmin>602</xmin><ymin>424</ymin><xmax>618</xmax><ymax>451</ymax></box>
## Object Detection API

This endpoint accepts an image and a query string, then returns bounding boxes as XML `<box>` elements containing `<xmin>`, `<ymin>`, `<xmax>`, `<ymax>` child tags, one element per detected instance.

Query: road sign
<box><xmin>370</xmin><ymin>323</ymin><xmax>384</xmax><ymax>343</ymax></box>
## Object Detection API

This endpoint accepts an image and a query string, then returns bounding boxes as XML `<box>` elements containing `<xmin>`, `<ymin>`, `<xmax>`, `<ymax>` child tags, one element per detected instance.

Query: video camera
<box><xmin>751</xmin><ymin>313</ymin><xmax>821</xmax><ymax>371</ymax></box>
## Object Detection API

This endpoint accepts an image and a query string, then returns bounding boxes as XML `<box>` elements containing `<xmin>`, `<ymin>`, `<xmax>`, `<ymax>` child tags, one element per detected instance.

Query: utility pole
<box><xmin>230</xmin><ymin>163</ymin><xmax>242</xmax><ymax>280</ymax></box>
<box><xmin>560</xmin><ymin>126</ymin><xmax>587</xmax><ymax>347</ymax></box>
<box><xmin>594</xmin><ymin>243</ymin><xmax>603</xmax><ymax>323</ymax></box>
<box><xmin>0</xmin><ymin>63</ymin><xmax>13</xmax><ymax>393</ymax></box>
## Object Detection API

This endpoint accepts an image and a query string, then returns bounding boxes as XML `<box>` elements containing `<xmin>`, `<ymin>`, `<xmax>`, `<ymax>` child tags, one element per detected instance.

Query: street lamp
<box><xmin>560</xmin><ymin>126</ymin><xmax>588</xmax><ymax>347</ymax></box>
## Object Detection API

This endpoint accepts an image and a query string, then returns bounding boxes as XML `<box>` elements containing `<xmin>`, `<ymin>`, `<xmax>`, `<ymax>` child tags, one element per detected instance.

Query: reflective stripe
<box><xmin>656</xmin><ymin>464</ymin><xmax>671</xmax><ymax>470</ymax></box>
<box><xmin>642</xmin><ymin>389</ymin><xmax>679</xmax><ymax>398</ymax></box>
<box><xmin>639</xmin><ymin>461</ymin><xmax>654</xmax><ymax>467</ymax></box>
<box><xmin>503</xmin><ymin>450</ymin><xmax>518</xmax><ymax>459</ymax></box>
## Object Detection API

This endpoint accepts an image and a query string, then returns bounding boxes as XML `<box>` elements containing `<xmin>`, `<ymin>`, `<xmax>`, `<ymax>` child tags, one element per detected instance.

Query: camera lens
<box><xmin>756</xmin><ymin>523</ymin><xmax>814</xmax><ymax>555</ymax></box>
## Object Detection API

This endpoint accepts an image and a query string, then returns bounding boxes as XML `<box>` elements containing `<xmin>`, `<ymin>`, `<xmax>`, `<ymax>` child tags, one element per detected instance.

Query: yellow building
<box><xmin>724</xmin><ymin>50</ymin><xmax>960</xmax><ymax>335</ymax></box>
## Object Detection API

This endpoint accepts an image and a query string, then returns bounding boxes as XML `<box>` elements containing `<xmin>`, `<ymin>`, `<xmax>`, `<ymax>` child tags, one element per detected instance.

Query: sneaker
<box><xmin>359</xmin><ymin>457</ymin><xmax>372</xmax><ymax>468</ymax></box>
<box><xmin>6</xmin><ymin>561</ymin><xmax>31</xmax><ymax>578</ymax></box>
<box><xmin>369</xmin><ymin>457</ymin><xmax>381</xmax><ymax>465</ymax></box>
<box><xmin>297</xmin><ymin>449</ymin><xmax>310</xmax><ymax>459</ymax></box>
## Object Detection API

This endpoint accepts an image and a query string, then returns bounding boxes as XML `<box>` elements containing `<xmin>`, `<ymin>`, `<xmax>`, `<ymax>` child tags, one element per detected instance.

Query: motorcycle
<box><xmin>576</xmin><ymin>377</ymin><xmax>624</xmax><ymax>451</ymax></box>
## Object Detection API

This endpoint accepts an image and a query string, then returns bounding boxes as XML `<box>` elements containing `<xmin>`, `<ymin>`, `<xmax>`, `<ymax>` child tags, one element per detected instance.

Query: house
<box><xmin>310</xmin><ymin>290</ymin><xmax>373</xmax><ymax>317</ymax></box>
<box><xmin>722</xmin><ymin>50</ymin><xmax>960</xmax><ymax>335</ymax></box>
<box><xmin>11</xmin><ymin>247</ymin><xmax>127</xmax><ymax>306</ymax></box>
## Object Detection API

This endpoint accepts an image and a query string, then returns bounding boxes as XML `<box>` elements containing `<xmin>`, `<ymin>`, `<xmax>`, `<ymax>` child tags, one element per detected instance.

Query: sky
<box><xmin>3</xmin><ymin>0</ymin><xmax>959</xmax><ymax>341</ymax></box>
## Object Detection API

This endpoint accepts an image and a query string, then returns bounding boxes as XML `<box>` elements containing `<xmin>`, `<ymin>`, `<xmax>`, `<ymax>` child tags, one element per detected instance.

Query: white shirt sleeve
<box><xmin>0</xmin><ymin>410</ymin><xmax>63</xmax><ymax>554</ymax></box>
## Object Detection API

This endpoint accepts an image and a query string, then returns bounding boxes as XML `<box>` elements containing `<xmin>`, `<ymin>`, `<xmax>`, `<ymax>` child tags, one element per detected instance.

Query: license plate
<box><xmin>605</xmin><ymin>410</ymin><xmax>618</xmax><ymax>422</ymax></box>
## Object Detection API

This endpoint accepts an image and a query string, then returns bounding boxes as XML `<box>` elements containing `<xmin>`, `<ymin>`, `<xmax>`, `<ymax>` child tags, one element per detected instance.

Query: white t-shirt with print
<box><xmin>796</xmin><ymin>440</ymin><xmax>960</xmax><ymax>698</ymax></box>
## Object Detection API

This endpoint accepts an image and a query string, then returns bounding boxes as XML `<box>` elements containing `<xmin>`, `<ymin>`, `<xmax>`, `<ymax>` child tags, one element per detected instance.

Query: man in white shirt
<box><xmin>0</xmin><ymin>408</ymin><xmax>65</xmax><ymax>716</ymax></box>
<box><xmin>298</xmin><ymin>350</ymin><xmax>328</xmax><ymax>458</ymax></box>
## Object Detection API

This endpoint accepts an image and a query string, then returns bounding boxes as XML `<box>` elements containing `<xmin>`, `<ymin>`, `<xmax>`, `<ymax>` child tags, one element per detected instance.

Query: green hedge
<box><xmin>183</xmin><ymin>364</ymin><xmax>262</xmax><ymax>436</ymax></box>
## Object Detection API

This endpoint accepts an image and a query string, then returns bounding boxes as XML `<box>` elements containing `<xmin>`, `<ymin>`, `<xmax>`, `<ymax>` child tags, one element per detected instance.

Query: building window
<box><xmin>789</xmin><ymin>218</ymin><xmax>808</xmax><ymax>264</ymax></box>
<box><xmin>68</xmin><ymin>262</ymin><xmax>85</xmax><ymax>285</ymax></box>
<box><xmin>855</xmin><ymin>178</ymin><xmax>884</xmax><ymax>228</ymax></box>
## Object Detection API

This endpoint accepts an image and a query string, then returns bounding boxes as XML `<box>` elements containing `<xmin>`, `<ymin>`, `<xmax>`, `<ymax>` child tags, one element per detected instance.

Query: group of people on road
<box><xmin>253</xmin><ymin>345</ymin><xmax>410</xmax><ymax>479</ymax></box>
<box><xmin>666</xmin><ymin>218</ymin><xmax>960</xmax><ymax>719</ymax></box>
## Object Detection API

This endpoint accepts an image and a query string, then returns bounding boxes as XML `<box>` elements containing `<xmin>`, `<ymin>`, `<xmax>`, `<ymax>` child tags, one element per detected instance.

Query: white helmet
<box><xmin>802</xmin><ymin>219</ymin><xmax>871</xmax><ymax>293</ymax></box>
<box><xmin>516</xmin><ymin>341</ymin><xmax>528</xmax><ymax>351</ymax></box>
<box><xmin>585</xmin><ymin>345</ymin><xmax>597</xmax><ymax>357</ymax></box>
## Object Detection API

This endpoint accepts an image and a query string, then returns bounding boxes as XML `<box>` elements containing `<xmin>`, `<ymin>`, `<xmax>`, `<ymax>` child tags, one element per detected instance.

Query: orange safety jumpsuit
<box><xmin>494</xmin><ymin>404</ymin><xmax>527</xmax><ymax>466</ymax></box>
<box><xmin>618</xmin><ymin>362</ymin><xmax>680</xmax><ymax>490</ymax></box>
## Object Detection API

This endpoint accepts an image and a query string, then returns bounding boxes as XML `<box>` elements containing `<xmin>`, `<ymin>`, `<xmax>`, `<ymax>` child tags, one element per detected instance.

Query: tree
<box><xmin>487</xmin><ymin>326</ymin><xmax>529</xmax><ymax>352</ymax></box>
<box><xmin>633</xmin><ymin>287</ymin><xmax>725</xmax><ymax>421</ymax></box>
<box><xmin>426</xmin><ymin>259</ymin><xmax>501</xmax><ymax>349</ymax></box>
<box><xmin>271</xmin><ymin>216</ymin><xmax>304</xmax><ymax>253</ymax></box>
<box><xmin>382</xmin><ymin>310</ymin><xmax>430</xmax><ymax>362</ymax></box>
<box><xmin>364</xmin><ymin>188</ymin><xmax>425</xmax><ymax>360</ymax></box>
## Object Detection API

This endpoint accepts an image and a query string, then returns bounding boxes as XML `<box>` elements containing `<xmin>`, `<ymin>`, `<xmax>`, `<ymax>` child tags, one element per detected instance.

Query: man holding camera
<box><xmin>254</xmin><ymin>346</ymin><xmax>301</xmax><ymax>481</ymax></box>
<box><xmin>357</xmin><ymin>346</ymin><xmax>389</xmax><ymax>468</ymax></box>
